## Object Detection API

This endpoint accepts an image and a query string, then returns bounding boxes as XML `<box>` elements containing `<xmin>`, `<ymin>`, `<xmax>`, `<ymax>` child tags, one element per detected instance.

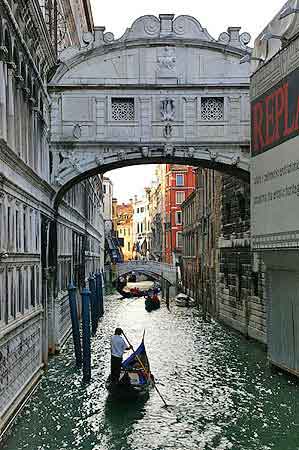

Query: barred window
<box><xmin>201</xmin><ymin>97</ymin><xmax>224</xmax><ymax>121</ymax></box>
<box><xmin>111</xmin><ymin>98</ymin><xmax>135</xmax><ymax>121</ymax></box>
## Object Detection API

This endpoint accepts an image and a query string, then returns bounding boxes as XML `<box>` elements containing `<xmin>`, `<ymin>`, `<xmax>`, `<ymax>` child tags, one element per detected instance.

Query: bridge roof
<box><xmin>50</xmin><ymin>14</ymin><xmax>252</xmax><ymax>86</ymax></box>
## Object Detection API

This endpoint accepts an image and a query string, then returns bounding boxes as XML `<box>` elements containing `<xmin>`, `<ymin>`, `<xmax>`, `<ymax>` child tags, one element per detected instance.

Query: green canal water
<box><xmin>3</xmin><ymin>294</ymin><xmax>299</xmax><ymax>450</ymax></box>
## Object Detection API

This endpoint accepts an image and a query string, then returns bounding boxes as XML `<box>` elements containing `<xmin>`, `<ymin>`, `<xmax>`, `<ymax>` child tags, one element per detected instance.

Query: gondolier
<box><xmin>110</xmin><ymin>328</ymin><xmax>132</xmax><ymax>383</ymax></box>
<box><xmin>106</xmin><ymin>331</ymin><xmax>155</xmax><ymax>399</ymax></box>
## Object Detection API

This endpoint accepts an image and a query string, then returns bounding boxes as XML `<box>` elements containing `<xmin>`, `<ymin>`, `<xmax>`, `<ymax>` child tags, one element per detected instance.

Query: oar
<box><xmin>122</xmin><ymin>331</ymin><xmax>169</xmax><ymax>408</ymax></box>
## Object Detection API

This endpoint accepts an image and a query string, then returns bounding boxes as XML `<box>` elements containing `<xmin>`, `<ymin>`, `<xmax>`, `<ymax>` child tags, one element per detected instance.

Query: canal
<box><xmin>3</xmin><ymin>294</ymin><xmax>299</xmax><ymax>450</ymax></box>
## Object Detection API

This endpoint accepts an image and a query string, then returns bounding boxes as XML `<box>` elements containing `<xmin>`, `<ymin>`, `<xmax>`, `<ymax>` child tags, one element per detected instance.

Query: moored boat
<box><xmin>175</xmin><ymin>293</ymin><xmax>196</xmax><ymax>307</ymax></box>
<box><xmin>105</xmin><ymin>336</ymin><xmax>153</xmax><ymax>399</ymax></box>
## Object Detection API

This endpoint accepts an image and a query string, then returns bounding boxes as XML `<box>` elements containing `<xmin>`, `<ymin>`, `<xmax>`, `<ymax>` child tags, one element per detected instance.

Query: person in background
<box><xmin>110</xmin><ymin>328</ymin><xmax>132</xmax><ymax>383</ymax></box>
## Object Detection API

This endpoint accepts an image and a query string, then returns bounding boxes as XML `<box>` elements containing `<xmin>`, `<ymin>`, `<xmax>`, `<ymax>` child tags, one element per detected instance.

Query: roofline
<box><xmin>50</xmin><ymin>37</ymin><xmax>250</xmax><ymax>85</ymax></box>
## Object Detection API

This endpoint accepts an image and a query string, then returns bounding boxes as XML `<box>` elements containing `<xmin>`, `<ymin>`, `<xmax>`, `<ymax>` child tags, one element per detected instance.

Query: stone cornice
<box><xmin>0</xmin><ymin>177</ymin><xmax>54</xmax><ymax>217</ymax></box>
<box><xmin>49</xmin><ymin>82</ymin><xmax>250</xmax><ymax>91</ymax></box>
<box><xmin>0</xmin><ymin>139</ymin><xmax>56</xmax><ymax>199</ymax></box>
<box><xmin>51</xmin><ymin>140</ymin><xmax>250</xmax><ymax>149</ymax></box>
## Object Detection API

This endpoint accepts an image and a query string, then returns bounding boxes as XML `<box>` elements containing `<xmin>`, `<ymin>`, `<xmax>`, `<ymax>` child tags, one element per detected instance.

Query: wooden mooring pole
<box><xmin>96</xmin><ymin>272</ymin><xmax>104</xmax><ymax>317</ymax></box>
<box><xmin>89</xmin><ymin>274</ymin><xmax>97</xmax><ymax>336</ymax></box>
<box><xmin>81</xmin><ymin>287</ymin><xmax>91</xmax><ymax>382</ymax></box>
<box><xmin>68</xmin><ymin>283</ymin><xmax>82</xmax><ymax>368</ymax></box>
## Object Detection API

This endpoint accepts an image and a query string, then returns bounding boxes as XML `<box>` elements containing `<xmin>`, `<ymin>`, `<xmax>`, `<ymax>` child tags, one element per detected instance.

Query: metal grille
<box><xmin>112</xmin><ymin>98</ymin><xmax>135</xmax><ymax>121</ymax></box>
<box><xmin>201</xmin><ymin>97</ymin><xmax>224</xmax><ymax>121</ymax></box>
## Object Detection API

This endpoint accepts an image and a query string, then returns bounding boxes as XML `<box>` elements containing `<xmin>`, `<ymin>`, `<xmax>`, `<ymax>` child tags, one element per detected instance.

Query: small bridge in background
<box><xmin>115</xmin><ymin>261</ymin><xmax>177</xmax><ymax>285</ymax></box>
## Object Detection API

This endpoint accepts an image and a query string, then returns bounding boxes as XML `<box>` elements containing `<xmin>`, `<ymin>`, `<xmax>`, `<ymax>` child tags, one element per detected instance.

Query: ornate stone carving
<box><xmin>160</xmin><ymin>98</ymin><xmax>175</xmax><ymax>121</ymax></box>
<box><xmin>118</xmin><ymin>149</ymin><xmax>126</xmax><ymax>160</ymax></box>
<box><xmin>157</xmin><ymin>47</ymin><xmax>176</xmax><ymax>72</ymax></box>
<box><xmin>54</xmin><ymin>176</ymin><xmax>63</xmax><ymax>186</ymax></box>
<box><xmin>22</xmin><ymin>87</ymin><xmax>31</xmax><ymax>100</ymax></box>
<box><xmin>14</xmin><ymin>74</ymin><xmax>24</xmax><ymax>86</ymax></box>
<box><xmin>0</xmin><ymin>46</ymin><xmax>8</xmax><ymax>58</ymax></box>
<box><xmin>104</xmin><ymin>32</ymin><xmax>115</xmax><ymax>43</ymax></box>
<box><xmin>164</xmin><ymin>144</ymin><xmax>174</xmax><ymax>157</ymax></box>
<box><xmin>58</xmin><ymin>151</ymin><xmax>82</xmax><ymax>173</ymax></box>
<box><xmin>172</xmin><ymin>15</ymin><xmax>213</xmax><ymax>41</ymax></box>
<box><xmin>187</xmin><ymin>147</ymin><xmax>195</xmax><ymax>158</ymax></box>
<box><xmin>141</xmin><ymin>147</ymin><xmax>151</xmax><ymax>157</ymax></box>
<box><xmin>217</xmin><ymin>28</ymin><xmax>251</xmax><ymax>49</ymax></box>
<box><xmin>82</xmin><ymin>31</ymin><xmax>93</xmax><ymax>46</ymax></box>
<box><xmin>231</xmin><ymin>155</ymin><xmax>240</xmax><ymax>166</ymax></box>
<box><xmin>240</xmin><ymin>32</ymin><xmax>251</xmax><ymax>46</ymax></box>
<box><xmin>163</xmin><ymin>124</ymin><xmax>173</xmax><ymax>138</ymax></box>
<box><xmin>95</xmin><ymin>155</ymin><xmax>104</xmax><ymax>166</ymax></box>
<box><xmin>209</xmin><ymin>151</ymin><xmax>218</xmax><ymax>162</ymax></box>
<box><xmin>143</xmin><ymin>16</ymin><xmax>160</xmax><ymax>36</ymax></box>
<box><xmin>218</xmin><ymin>32</ymin><xmax>230</xmax><ymax>45</ymax></box>
<box><xmin>73</xmin><ymin>124</ymin><xmax>81</xmax><ymax>139</ymax></box>
<box><xmin>7</xmin><ymin>61</ymin><xmax>17</xmax><ymax>71</ymax></box>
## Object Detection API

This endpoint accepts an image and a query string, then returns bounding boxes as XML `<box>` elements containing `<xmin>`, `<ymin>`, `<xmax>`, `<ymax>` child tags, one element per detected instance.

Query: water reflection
<box><xmin>104</xmin><ymin>396</ymin><xmax>148</xmax><ymax>450</ymax></box>
<box><xmin>3</xmin><ymin>294</ymin><xmax>299</xmax><ymax>450</ymax></box>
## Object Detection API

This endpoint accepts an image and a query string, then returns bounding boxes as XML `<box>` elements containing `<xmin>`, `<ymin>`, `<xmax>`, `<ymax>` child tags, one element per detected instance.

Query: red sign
<box><xmin>251</xmin><ymin>68</ymin><xmax>299</xmax><ymax>157</ymax></box>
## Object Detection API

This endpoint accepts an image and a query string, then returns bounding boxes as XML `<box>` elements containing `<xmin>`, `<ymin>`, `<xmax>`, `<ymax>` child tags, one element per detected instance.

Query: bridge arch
<box><xmin>115</xmin><ymin>261</ymin><xmax>177</xmax><ymax>286</ymax></box>
<box><xmin>48</xmin><ymin>14</ymin><xmax>252</xmax><ymax>207</ymax></box>
<box><xmin>53</xmin><ymin>153</ymin><xmax>250</xmax><ymax>208</ymax></box>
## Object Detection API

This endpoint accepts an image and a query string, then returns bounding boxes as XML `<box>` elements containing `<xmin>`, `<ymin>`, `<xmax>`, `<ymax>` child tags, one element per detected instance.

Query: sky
<box><xmin>90</xmin><ymin>0</ymin><xmax>285</xmax><ymax>202</ymax></box>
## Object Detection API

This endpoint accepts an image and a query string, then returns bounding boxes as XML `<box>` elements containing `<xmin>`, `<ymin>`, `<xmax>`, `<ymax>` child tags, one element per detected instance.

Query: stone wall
<box><xmin>217</xmin><ymin>175</ymin><xmax>267</xmax><ymax>344</ymax></box>
<box><xmin>0</xmin><ymin>314</ymin><xmax>43</xmax><ymax>432</ymax></box>
<box><xmin>0</xmin><ymin>1</ymin><xmax>105</xmax><ymax>435</ymax></box>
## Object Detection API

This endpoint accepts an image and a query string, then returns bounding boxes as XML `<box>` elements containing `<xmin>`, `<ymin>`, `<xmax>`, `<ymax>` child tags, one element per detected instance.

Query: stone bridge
<box><xmin>49</xmin><ymin>14</ymin><xmax>252</xmax><ymax>207</ymax></box>
<box><xmin>115</xmin><ymin>260</ymin><xmax>177</xmax><ymax>285</ymax></box>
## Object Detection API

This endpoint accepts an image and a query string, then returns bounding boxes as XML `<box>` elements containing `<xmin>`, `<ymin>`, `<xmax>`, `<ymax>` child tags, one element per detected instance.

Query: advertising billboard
<box><xmin>251</xmin><ymin>67</ymin><xmax>299</xmax><ymax>249</ymax></box>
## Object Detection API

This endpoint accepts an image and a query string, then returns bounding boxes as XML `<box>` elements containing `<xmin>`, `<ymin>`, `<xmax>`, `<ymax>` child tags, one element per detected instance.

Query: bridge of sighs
<box><xmin>48</xmin><ymin>14</ymin><xmax>252</xmax><ymax>207</ymax></box>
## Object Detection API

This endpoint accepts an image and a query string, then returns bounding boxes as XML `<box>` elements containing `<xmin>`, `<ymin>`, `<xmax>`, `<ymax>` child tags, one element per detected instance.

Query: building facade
<box><xmin>103</xmin><ymin>177</ymin><xmax>113</xmax><ymax>221</ymax></box>
<box><xmin>164</xmin><ymin>165</ymin><xmax>196</xmax><ymax>264</ymax></box>
<box><xmin>148</xmin><ymin>165</ymin><xmax>165</xmax><ymax>261</ymax></box>
<box><xmin>181</xmin><ymin>177</ymin><xmax>201</xmax><ymax>300</ymax></box>
<box><xmin>181</xmin><ymin>168</ymin><xmax>266</xmax><ymax>343</ymax></box>
<box><xmin>181</xmin><ymin>168</ymin><xmax>221</xmax><ymax>312</ymax></box>
<box><xmin>116</xmin><ymin>202</ymin><xmax>133</xmax><ymax>261</ymax></box>
<box><xmin>132</xmin><ymin>195</ymin><xmax>150</xmax><ymax>259</ymax></box>
<box><xmin>0</xmin><ymin>0</ymin><xmax>104</xmax><ymax>434</ymax></box>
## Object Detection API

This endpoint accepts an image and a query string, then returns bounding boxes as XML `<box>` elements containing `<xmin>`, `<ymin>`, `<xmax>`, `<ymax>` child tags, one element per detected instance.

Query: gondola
<box><xmin>118</xmin><ymin>287</ymin><xmax>148</xmax><ymax>299</ymax></box>
<box><xmin>105</xmin><ymin>336</ymin><xmax>153</xmax><ymax>399</ymax></box>
<box><xmin>145</xmin><ymin>291</ymin><xmax>160</xmax><ymax>312</ymax></box>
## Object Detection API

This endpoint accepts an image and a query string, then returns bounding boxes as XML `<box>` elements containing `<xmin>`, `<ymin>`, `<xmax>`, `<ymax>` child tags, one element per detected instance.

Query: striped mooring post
<box><xmin>89</xmin><ymin>274</ymin><xmax>98</xmax><ymax>336</ymax></box>
<box><xmin>68</xmin><ymin>283</ymin><xmax>82</xmax><ymax>368</ymax></box>
<box><xmin>81</xmin><ymin>287</ymin><xmax>91</xmax><ymax>382</ymax></box>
